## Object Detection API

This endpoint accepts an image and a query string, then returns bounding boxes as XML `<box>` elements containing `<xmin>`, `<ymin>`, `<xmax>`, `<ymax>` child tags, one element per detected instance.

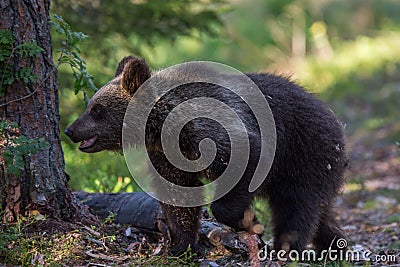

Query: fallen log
<box><xmin>74</xmin><ymin>191</ymin><xmax>162</xmax><ymax>231</ymax></box>
<box><xmin>73</xmin><ymin>191</ymin><xmax>264</xmax><ymax>256</ymax></box>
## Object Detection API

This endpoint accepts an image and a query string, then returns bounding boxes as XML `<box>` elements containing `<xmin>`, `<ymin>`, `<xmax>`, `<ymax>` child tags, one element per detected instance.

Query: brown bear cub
<box><xmin>65</xmin><ymin>56</ymin><xmax>347</xmax><ymax>256</ymax></box>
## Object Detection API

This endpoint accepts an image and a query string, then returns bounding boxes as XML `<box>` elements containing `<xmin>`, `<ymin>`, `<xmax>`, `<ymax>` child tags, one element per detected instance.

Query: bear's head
<box><xmin>64</xmin><ymin>56</ymin><xmax>151</xmax><ymax>153</ymax></box>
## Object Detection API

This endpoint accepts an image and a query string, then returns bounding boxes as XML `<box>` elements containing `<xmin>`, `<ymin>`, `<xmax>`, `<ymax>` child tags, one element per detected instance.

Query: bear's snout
<box><xmin>64</xmin><ymin>127</ymin><xmax>73</xmax><ymax>139</ymax></box>
<box><xmin>64</xmin><ymin>125</ymin><xmax>80</xmax><ymax>143</ymax></box>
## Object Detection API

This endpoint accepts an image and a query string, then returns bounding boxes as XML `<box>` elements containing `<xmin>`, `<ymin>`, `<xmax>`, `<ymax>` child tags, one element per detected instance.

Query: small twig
<box><xmin>85</xmin><ymin>235</ymin><xmax>104</xmax><ymax>245</ymax></box>
<box><xmin>85</xmin><ymin>249</ymin><xmax>130</xmax><ymax>262</ymax></box>
<box><xmin>0</xmin><ymin>88</ymin><xmax>38</xmax><ymax>107</ymax></box>
<box><xmin>86</xmin><ymin>264</ymin><xmax>112</xmax><ymax>267</ymax></box>
<box><xmin>83</xmin><ymin>225</ymin><xmax>101</xmax><ymax>236</ymax></box>
<box><xmin>0</xmin><ymin>73</ymin><xmax>50</xmax><ymax>107</ymax></box>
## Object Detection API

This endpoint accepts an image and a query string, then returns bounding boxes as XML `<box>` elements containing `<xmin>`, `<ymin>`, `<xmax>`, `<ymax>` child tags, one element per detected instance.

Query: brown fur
<box><xmin>65</xmin><ymin>56</ymin><xmax>347</xmax><ymax>256</ymax></box>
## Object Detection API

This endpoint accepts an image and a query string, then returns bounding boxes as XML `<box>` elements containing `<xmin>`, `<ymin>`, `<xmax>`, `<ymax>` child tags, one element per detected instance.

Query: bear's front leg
<box><xmin>148</xmin><ymin>150</ymin><xmax>203</xmax><ymax>255</ymax></box>
<box><xmin>160</xmin><ymin>203</ymin><xmax>202</xmax><ymax>255</ymax></box>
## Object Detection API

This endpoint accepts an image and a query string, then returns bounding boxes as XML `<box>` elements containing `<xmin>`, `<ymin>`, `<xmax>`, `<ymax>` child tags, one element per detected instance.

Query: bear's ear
<box><xmin>117</xmin><ymin>56</ymin><xmax>151</xmax><ymax>96</ymax></box>
<box><xmin>115</xmin><ymin>56</ymin><xmax>135</xmax><ymax>77</ymax></box>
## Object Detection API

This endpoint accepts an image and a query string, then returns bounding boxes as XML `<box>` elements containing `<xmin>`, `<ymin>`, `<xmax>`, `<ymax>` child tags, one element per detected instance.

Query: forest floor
<box><xmin>333</xmin><ymin>125</ymin><xmax>400</xmax><ymax>266</ymax></box>
<box><xmin>1</xmin><ymin>126</ymin><xmax>399</xmax><ymax>267</ymax></box>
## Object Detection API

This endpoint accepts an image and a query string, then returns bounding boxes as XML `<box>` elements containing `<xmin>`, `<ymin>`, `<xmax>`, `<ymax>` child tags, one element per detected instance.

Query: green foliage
<box><xmin>51</xmin><ymin>14</ymin><xmax>97</xmax><ymax>104</ymax></box>
<box><xmin>51</xmin><ymin>2</ymin><xmax>225</xmax><ymax>193</ymax></box>
<box><xmin>63</xmin><ymin>141</ymin><xmax>144</xmax><ymax>192</ymax></box>
<box><xmin>0</xmin><ymin>29</ymin><xmax>43</xmax><ymax>94</ymax></box>
<box><xmin>0</xmin><ymin>213</ymin><xmax>43</xmax><ymax>266</ymax></box>
<box><xmin>0</xmin><ymin>121</ymin><xmax>49</xmax><ymax>176</ymax></box>
<box><xmin>50</xmin><ymin>14</ymin><xmax>146</xmax><ymax>193</ymax></box>
<box><xmin>0</xmin><ymin>225</ymin><xmax>23</xmax><ymax>265</ymax></box>
<box><xmin>0</xmin><ymin>224</ymin><xmax>18</xmax><ymax>255</ymax></box>
<box><xmin>52</xmin><ymin>0</ymin><xmax>223</xmax><ymax>44</ymax></box>
<box><xmin>295</xmin><ymin>32</ymin><xmax>400</xmax><ymax>138</ymax></box>
<box><xmin>298</xmin><ymin>33</ymin><xmax>400</xmax><ymax>97</ymax></box>
<box><xmin>51</xmin><ymin>0</ymin><xmax>225</xmax><ymax>83</ymax></box>
<box><xmin>0</xmin><ymin>29</ymin><xmax>13</xmax><ymax>60</ymax></box>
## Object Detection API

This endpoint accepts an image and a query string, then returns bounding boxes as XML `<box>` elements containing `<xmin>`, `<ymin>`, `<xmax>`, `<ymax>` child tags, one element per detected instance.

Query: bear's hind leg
<box><xmin>313</xmin><ymin>204</ymin><xmax>345</xmax><ymax>254</ymax></box>
<box><xmin>269</xmin><ymin>193</ymin><xmax>320</xmax><ymax>254</ymax></box>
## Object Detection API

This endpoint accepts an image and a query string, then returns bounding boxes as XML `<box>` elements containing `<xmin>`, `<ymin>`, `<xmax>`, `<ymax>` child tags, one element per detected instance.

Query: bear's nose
<box><xmin>64</xmin><ymin>128</ymin><xmax>73</xmax><ymax>138</ymax></box>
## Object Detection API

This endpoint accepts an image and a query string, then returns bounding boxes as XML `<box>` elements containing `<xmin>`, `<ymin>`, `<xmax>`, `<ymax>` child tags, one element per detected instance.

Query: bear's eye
<box><xmin>90</xmin><ymin>104</ymin><xmax>104</xmax><ymax>119</ymax></box>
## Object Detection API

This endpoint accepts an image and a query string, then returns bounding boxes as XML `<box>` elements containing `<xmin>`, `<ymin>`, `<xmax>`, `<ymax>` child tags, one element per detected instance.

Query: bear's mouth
<box><xmin>79</xmin><ymin>135</ymin><xmax>98</xmax><ymax>151</ymax></box>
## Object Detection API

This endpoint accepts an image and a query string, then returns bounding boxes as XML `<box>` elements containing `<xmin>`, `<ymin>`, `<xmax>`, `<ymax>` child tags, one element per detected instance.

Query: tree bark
<box><xmin>0</xmin><ymin>0</ymin><xmax>95</xmax><ymax>224</ymax></box>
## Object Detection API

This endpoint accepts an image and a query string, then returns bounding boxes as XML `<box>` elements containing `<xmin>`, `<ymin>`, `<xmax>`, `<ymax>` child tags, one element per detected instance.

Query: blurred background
<box><xmin>51</xmin><ymin>0</ymin><xmax>400</xmax><ymax>198</ymax></box>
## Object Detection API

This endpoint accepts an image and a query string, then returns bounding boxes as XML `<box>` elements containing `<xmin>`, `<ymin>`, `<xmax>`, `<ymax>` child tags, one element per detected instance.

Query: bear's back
<box><xmin>248</xmin><ymin>73</ymin><xmax>347</xmax><ymax>195</ymax></box>
<box><xmin>145</xmin><ymin>73</ymin><xmax>347</xmax><ymax>191</ymax></box>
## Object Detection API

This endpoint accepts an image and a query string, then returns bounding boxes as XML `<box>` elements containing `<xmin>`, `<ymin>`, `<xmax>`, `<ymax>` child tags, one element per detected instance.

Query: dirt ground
<box><xmin>334</xmin><ymin>130</ymin><xmax>400</xmax><ymax>266</ymax></box>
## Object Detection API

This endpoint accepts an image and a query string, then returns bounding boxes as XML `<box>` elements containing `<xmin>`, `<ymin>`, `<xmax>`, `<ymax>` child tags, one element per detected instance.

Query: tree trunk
<box><xmin>0</xmin><ymin>0</ymin><xmax>95</xmax><ymax>224</ymax></box>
